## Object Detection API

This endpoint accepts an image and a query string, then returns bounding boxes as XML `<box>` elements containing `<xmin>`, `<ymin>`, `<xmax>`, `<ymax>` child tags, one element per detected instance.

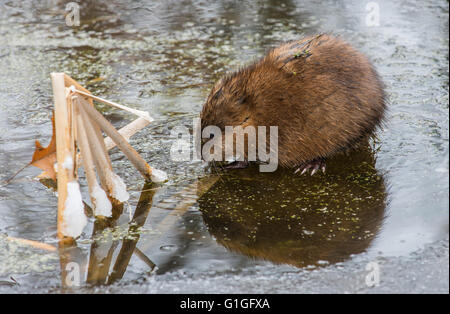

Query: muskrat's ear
<box><xmin>213</xmin><ymin>87</ymin><xmax>223</xmax><ymax>101</ymax></box>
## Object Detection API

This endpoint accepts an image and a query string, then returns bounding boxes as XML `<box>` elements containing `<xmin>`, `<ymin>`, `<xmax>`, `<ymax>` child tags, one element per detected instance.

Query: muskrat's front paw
<box><xmin>224</xmin><ymin>161</ymin><xmax>249</xmax><ymax>170</ymax></box>
<box><xmin>294</xmin><ymin>158</ymin><xmax>326</xmax><ymax>176</ymax></box>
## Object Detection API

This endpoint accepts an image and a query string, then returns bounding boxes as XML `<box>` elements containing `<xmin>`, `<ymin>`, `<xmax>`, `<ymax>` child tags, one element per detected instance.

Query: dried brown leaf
<box><xmin>30</xmin><ymin>115</ymin><xmax>57</xmax><ymax>180</ymax></box>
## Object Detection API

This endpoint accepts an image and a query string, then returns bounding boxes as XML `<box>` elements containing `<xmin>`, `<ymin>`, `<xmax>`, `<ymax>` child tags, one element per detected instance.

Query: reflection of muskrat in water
<box><xmin>198</xmin><ymin>146</ymin><xmax>387</xmax><ymax>267</ymax></box>
<box><xmin>200</xmin><ymin>34</ymin><xmax>386</xmax><ymax>173</ymax></box>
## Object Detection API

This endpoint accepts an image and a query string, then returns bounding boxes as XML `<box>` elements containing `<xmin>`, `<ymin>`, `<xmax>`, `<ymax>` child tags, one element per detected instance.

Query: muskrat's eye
<box><xmin>243</xmin><ymin>116</ymin><xmax>249</xmax><ymax>123</ymax></box>
<box><xmin>237</xmin><ymin>96</ymin><xmax>247</xmax><ymax>105</ymax></box>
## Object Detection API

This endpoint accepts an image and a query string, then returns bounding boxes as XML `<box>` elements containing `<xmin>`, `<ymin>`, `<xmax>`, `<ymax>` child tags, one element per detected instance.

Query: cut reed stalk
<box><xmin>104</xmin><ymin>117</ymin><xmax>150</xmax><ymax>150</ymax></box>
<box><xmin>77</xmin><ymin>98</ymin><xmax>153</xmax><ymax>181</ymax></box>
<box><xmin>51</xmin><ymin>73</ymin><xmax>75</xmax><ymax>240</ymax></box>
<box><xmin>74</xmin><ymin>104</ymin><xmax>104</xmax><ymax>211</ymax></box>
<box><xmin>74</xmin><ymin>97</ymin><xmax>115</xmax><ymax>199</ymax></box>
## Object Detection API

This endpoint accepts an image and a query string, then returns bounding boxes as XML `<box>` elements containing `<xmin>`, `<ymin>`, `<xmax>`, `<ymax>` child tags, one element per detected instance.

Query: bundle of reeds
<box><xmin>47</xmin><ymin>73</ymin><xmax>167</xmax><ymax>241</ymax></box>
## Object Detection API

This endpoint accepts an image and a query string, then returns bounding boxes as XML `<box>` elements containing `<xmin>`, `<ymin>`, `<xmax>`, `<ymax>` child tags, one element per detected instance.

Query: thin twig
<box><xmin>6</xmin><ymin>236</ymin><xmax>57</xmax><ymax>252</ymax></box>
<box><xmin>1</xmin><ymin>164</ymin><xmax>29</xmax><ymax>186</ymax></box>
<box><xmin>134</xmin><ymin>248</ymin><xmax>156</xmax><ymax>271</ymax></box>
<box><xmin>69</xmin><ymin>86</ymin><xmax>153</xmax><ymax>122</ymax></box>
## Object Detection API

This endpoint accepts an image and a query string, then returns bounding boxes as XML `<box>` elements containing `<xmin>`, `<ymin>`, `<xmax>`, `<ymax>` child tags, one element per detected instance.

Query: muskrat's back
<box><xmin>201</xmin><ymin>34</ymin><xmax>386</xmax><ymax>168</ymax></box>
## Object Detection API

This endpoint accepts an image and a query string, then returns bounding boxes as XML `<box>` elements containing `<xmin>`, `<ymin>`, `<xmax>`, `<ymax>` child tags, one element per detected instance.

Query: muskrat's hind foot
<box><xmin>224</xmin><ymin>161</ymin><xmax>250</xmax><ymax>170</ymax></box>
<box><xmin>294</xmin><ymin>158</ymin><xmax>326</xmax><ymax>176</ymax></box>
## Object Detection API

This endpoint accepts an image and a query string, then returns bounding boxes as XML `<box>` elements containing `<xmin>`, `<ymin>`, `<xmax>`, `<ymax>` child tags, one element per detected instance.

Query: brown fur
<box><xmin>200</xmin><ymin>34</ymin><xmax>387</xmax><ymax>167</ymax></box>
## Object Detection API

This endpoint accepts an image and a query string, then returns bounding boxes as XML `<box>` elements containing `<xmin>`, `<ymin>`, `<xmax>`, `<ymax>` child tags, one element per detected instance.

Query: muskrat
<box><xmin>200</xmin><ymin>34</ymin><xmax>386</xmax><ymax>174</ymax></box>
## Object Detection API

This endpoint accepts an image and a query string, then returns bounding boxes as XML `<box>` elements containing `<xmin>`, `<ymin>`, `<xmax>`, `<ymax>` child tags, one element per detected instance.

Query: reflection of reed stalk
<box><xmin>86</xmin><ymin>203</ymin><xmax>123</xmax><ymax>285</ymax></box>
<box><xmin>108</xmin><ymin>181</ymin><xmax>156</xmax><ymax>284</ymax></box>
<box><xmin>88</xmin><ymin>177</ymin><xmax>219</xmax><ymax>285</ymax></box>
<box><xmin>137</xmin><ymin>175</ymin><xmax>219</xmax><ymax>253</ymax></box>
